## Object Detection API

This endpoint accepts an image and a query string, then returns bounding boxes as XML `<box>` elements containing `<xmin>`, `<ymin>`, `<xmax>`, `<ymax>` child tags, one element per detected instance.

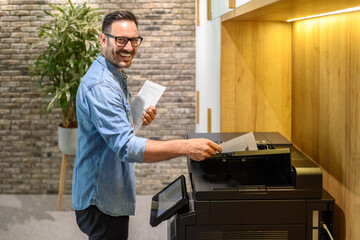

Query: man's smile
<box><xmin>119</xmin><ymin>52</ymin><xmax>131</xmax><ymax>58</ymax></box>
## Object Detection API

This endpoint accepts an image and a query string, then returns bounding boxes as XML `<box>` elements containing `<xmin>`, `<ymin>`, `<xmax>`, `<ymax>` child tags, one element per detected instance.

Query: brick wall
<box><xmin>0</xmin><ymin>0</ymin><xmax>196</xmax><ymax>194</ymax></box>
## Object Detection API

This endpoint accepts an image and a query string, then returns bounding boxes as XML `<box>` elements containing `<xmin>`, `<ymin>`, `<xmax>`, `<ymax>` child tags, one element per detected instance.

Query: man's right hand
<box><xmin>143</xmin><ymin>138</ymin><xmax>222</xmax><ymax>163</ymax></box>
<box><xmin>186</xmin><ymin>138</ymin><xmax>222</xmax><ymax>161</ymax></box>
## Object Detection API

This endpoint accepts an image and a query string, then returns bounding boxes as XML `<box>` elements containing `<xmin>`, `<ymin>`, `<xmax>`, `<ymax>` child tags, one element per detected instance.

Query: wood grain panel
<box><xmin>197</xmin><ymin>0</ymin><xmax>200</xmax><ymax>26</ymax></box>
<box><xmin>207</xmin><ymin>0</ymin><xmax>211</xmax><ymax>20</ymax></box>
<box><xmin>228</xmin><ymin>0</ymin><xmax>236</xmax><ymax>9</ymax></box>
<box><xmin>292</xmin><ymin>11</ymin><xmax>360</xmax><ymax>239</ymax></box>
<box><xmin>221</xmin><ymin>22</ymin><xmax>292</xmax><ymax>139</ymax></box>
<box><xmin>207</xmin><ymin>108</ymin><xmax>211</xmax><ymax>133</ymax></box>
<box><xmin>196</xmin><ymin>91</ymin><xmax>199</xmax><ymax>124</ymax></box>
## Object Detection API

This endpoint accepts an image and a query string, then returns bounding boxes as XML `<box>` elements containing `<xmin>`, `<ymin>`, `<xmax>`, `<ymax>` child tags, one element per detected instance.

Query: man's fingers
<box><xmin>186</xmin><ymin>138</ymin><xmax>223</xmax><ymax>161</ymax></box>
<box><xmin>208</xmin><ymin>140</ymin><xmax>222</xmax><ymax>153</ymax></box>
<box><xmin>205</xmin><ymin>145</ymin><xmax>217</xmax><ymax>156</ymax></box>
<box><xmin>145</xmin><ymin>106</ymin><xmax>157</xmax><ymax>118</ymax></box>
<box><xmin>146</xmin><ymin>110</ymin><xmax>155</xmax><ymax>119</ymax></box>
<box><xmin>142</xmin><ymin>106</ymin><xmax>157</xmax><ymax>126</ymax></box>
<box><xmin>142</xmin><ymin>114</ymin><xmax>151</xmax><ymax>125</ymax></box>
<box><xmin>148</xmin><ymin>106</ymin><xmax>157</xmax><ymax>115</ymax></box>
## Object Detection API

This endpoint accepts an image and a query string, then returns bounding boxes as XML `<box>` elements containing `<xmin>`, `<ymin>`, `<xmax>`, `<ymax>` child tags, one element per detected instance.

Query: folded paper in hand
<box><xmin>219</xmin><ymin>132</ymin><xmax>258</xmax><ymax>153</ymax></box>
<box><xmin>131</xmin><ymin>80</ymin><xmax>166</xmax><ymax>133</ymax></box>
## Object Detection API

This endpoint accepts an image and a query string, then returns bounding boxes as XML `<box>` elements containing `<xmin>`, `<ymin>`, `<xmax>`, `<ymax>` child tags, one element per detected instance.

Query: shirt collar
<box><xmin>97</xmin><ymin>53</ymin><xmax>128</xmax><ymax>91</ymax></box>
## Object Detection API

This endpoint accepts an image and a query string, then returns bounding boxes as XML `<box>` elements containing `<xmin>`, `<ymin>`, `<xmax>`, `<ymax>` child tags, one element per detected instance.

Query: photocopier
<box><xmin>150</xmin><ymin>132</ymin><xmax>334</xmax><ymax>240</ymax></box>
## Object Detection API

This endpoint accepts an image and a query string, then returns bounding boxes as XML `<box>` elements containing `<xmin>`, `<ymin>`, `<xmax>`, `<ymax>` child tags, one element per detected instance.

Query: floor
<box><xmin>0</xmin><ymin>194</ymin><xmax>167</xmax><ymax>240</ymax></box>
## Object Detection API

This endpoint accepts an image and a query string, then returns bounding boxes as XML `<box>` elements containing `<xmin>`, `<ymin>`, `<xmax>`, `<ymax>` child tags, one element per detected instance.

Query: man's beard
<box><xmin>106</xmin><ymin>48</ymin><xmax>133</xmax><ymax>69</ymax></box>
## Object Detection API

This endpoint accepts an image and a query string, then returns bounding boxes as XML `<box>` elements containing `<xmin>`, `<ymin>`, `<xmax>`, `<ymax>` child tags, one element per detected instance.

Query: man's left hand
<box><xmin>142</xmin><ymin>106</ymin><xmax>157</xmax><ymax>126</ymax></box>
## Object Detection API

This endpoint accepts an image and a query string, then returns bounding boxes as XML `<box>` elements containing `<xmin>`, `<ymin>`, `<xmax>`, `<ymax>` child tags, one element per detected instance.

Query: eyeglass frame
<box><xmin>104</xmin><ymin>33</ymin><xmax>143</xmax><ymax>47</ymax></box>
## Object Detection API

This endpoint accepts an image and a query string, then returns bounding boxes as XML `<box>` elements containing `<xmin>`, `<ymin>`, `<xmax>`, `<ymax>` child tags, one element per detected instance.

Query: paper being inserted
<box><xmin>131</xmin><ymin>80</ymin><xmax>166</xmax><ymax>133</ymax></box>
<box><xmin>219</xmin><ymin>132</ymin><xmax>258</xmax><ymax>153</ymax></box>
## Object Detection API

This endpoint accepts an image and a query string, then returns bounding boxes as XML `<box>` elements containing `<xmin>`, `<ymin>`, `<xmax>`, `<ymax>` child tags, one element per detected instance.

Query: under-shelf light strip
<box><xmin>286</xmin><ymin>6</ymin><xmax>360</xmax><ymax>22</ymax></box>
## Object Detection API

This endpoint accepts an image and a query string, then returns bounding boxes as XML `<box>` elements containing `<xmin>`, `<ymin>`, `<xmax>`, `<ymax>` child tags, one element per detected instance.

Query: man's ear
<box><xmin>99</xmin><ymin>33</ymin><xmax>107</xmax><ymax>47</ymax></box>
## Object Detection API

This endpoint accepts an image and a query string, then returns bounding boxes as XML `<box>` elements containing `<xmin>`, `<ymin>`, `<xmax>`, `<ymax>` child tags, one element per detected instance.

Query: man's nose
<box><xmin>123</xmin><ymin>40</ymin><xmax>133</xmax><ymax>51</ymax></box>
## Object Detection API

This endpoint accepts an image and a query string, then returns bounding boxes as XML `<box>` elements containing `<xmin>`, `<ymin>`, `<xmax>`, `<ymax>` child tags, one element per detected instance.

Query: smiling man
<box><xmin>100</xmin><ymin>17</ymin><xmax>140</xmax><ymax>69</ymax></box>
<box><xmin>72</xmin><ymin>11</ymin><xmax>221</xmax><ymax>240</ymax></box>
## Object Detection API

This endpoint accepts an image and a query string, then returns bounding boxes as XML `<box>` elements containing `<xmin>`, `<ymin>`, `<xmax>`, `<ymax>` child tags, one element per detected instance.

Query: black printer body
<box><xmin>168</xmin><ymin>132</ymin><xmax>334</xmax><ymax>240</ymax></box>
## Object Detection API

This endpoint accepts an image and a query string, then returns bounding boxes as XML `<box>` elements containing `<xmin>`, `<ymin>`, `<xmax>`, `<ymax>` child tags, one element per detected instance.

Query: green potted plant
<box><xmin>30</xmin><ymin>0</ymin><xmax>102</xmax><ymax>155</ymax></box>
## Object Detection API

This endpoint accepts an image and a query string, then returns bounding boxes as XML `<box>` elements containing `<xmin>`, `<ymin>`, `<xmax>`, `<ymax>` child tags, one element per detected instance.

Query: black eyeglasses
<box><xmin>105</xmin><ymin>34</ymin><xmax>143</xmax><ymax>47</ymax></box>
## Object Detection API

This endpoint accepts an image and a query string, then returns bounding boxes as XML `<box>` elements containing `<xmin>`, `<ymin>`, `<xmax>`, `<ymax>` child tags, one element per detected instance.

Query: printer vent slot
<box><xmin>199</xmin><ymin>230</ymin><xmax>288</xmax><ymax>240</ymax></box>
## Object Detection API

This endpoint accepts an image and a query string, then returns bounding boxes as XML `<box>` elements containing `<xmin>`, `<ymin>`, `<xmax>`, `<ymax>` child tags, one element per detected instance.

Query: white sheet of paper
<box><xmin>219</xmin><ymin>132</ymin><xmax>258</xmax><ymax>153</ymax></box>
<box><xmin>131</xmin><ymin>80</ymin><xmax>166</xmax><ymax>133</ymax></box>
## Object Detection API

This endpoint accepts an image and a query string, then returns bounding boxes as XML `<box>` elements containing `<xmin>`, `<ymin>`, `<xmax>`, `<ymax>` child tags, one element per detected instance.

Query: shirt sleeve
<box><xmin>85</xmin><ymin>81</ymin><xmax>147</xmax><ymax>163</ymax></box>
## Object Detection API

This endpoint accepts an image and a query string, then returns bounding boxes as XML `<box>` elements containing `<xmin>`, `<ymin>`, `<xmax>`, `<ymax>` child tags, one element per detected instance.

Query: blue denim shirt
<box><xmin>72</xmin><ymin>53</ymin><xmax>148</xmax><ymax>216</ymax></box>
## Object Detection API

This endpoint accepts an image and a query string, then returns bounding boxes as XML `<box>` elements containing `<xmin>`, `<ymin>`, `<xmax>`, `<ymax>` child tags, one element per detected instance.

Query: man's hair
<box><xmin>102</xmin><ymin>11</ymin><xmax>138</xmax><ymax>33</ymax></box>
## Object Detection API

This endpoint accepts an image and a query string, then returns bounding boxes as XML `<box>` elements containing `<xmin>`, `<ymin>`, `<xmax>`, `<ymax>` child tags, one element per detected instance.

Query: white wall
<box><xmin>196</xmin><ymin>0</ymin><xmax>252</xmax><ymax>133</ymax></box>
<box><xmin>195</xmin><ymin>0</ymin><xmax>226</xmax><ymax>132</ymax></box>
<box><xmin>196</xmin><ymin>18</ymin><xmax>221</xmax><ymax>133</ymax></box>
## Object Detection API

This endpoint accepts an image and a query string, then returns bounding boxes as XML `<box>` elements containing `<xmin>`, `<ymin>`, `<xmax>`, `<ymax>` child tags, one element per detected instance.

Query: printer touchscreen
<box><xmin>157</xmin><ymin>177</ymin><xmax>182</xmax><ymax>216</ymax></box>
<box><xmin>150</xmin><ymin>175</ymin><xmax>188</xmax><ymax>227</ymax></box>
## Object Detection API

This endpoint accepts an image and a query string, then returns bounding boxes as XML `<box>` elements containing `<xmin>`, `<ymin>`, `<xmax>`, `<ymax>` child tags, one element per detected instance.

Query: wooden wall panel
<box><xmin>228</xmin><ymin>0</ymin><xmax>236</xmax><ymax>9</ymax></box>
<box><xmin>292</xmin><ymin>12</ymin><xmax>360</xmax><ymax>239</ymax></box>
<box><xmin>221</xmin><ymin>22</ymin><xmax>292</xmax><ymax>139</ymax></box>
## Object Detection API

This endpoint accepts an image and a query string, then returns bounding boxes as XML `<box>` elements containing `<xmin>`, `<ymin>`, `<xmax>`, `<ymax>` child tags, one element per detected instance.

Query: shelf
<box><xmin>221</xmin><ymin>0</ymin><xmax>360</xmax><ymax>22</ymax></box>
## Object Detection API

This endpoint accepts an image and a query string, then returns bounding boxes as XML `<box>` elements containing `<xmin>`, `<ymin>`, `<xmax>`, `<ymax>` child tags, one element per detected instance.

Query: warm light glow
<box><xmin>286</xmin><ymin>6</ymin><xmax>360</xmax><ymax>22</ymax></box>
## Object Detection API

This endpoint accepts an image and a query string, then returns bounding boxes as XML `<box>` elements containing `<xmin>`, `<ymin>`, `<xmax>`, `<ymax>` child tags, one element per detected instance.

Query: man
<box><xmin>72</xmin><ymin>11</ymin><xmax>221</xmax><ymax>240</ymax></box>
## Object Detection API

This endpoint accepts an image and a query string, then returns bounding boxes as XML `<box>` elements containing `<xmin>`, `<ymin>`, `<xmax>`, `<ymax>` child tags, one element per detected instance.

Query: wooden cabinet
<box><xmin>220</xmin><ymin>0</ymin><xmax>360</xmax><ymax>239</ymax></box>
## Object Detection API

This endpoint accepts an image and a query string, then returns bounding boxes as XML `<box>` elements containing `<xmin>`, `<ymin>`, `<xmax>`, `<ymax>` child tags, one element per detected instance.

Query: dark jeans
<box><xmin>75</xmin><ymin>205</ymin><xmax>129</xmax><ymax>240</ymax></box>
